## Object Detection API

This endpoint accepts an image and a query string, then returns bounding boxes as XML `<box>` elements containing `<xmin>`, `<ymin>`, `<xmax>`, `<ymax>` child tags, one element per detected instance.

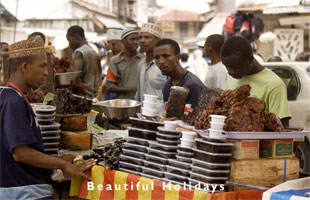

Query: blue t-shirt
<box><xmin>0</xmin><ymin>87</ymin><xmax>52</xmax><ymax>188</ymax></box>
<box><xmin>162</xmin><ymin>72</ymin><xmax>205</xmax><ymax>108</ymax></box>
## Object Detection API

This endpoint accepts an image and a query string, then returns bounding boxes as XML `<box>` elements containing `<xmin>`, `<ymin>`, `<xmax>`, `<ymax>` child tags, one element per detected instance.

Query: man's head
<box><xmin>107</xmin><ymin>29</ymin><xmax>124</xmax><ymax>55</ymax></box>
<box><xmin>28</xmin><ymin>32</ymin><xmax>46</xmax><ymax>44</ymax></box>
<box><xmin>139</xmin><ymin>23</ymin><xmax>162</xmax><ymax>53</ymax></box>
<box><xmin>154</xmin><ymin>39</ymin><xmax>181</xmax><ymax>75</ymax></box>
<box><xmin>267</xmin><ymin>56</ymin><xmax>282</xmax><ymax>62</ymax></box>
<box><xmin>221</xmin><ymin>36</ymin><xmax>254</xmax><ymax>79</ymax></box>
<box><xmin>9</xmin><ymin>37</ymin><xmax>48</xmax><ymax>90</ymax></box>
<box><xmin>1</xmin><ymin>42</ymin><xmax>9</xmax><ymax>53</ymax></box>
<box><xmin>121</xmin><ymin>28</ymin><xmax>139</xmax><ymax>53</ymax></box>
<box><xmin>66</xmin><ymin>25</ymin><xmax>86</xmax><ymax>51</ymax></box>
<box><xmin>204</xmin><ymin>34</ymin><xmax>224</xmax><ymax>58</ymax></box>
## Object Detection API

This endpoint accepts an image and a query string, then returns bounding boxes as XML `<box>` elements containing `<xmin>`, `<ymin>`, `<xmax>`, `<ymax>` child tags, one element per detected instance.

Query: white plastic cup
<box><xmin>142</xmin><ymin>107</ymin><xmax>156</xmax><ymax>117</ymax></box>
<box><xmin>180</xmin><ymin>138</ymin><xmax>194</xmax><ymax>148</ymax></box>
<box><xmin>181</xmin><ymin>131</ymin><xmax>196</xmax><ymax>141</ymax></box>
<box><xmin>164</xmin><ymin>121</ymin><xmax>178</xmax><ymax>130</ymax></box>
<box><xmin>210</xmin><ymin>122</ymin><xmax>225</xmax><ymax>130</ymax></box>
<box><xmin>210</xmin><ymin>115</ymin><xmax>227</xmax><ymax>124</ymax></box>
<box><xmin>209</xmin><ymin>129</ymin><xmax>226</xmax><ymax>139</ymax></box>
<box><xmin>144</xmin><ymin>94</ymin><xmax>158</xmax><ymax>103</ymax></box>
<box><xmin>143</xmin><ymin>101</ymin><xmax>157</xmax><ymax>109</ymax></box>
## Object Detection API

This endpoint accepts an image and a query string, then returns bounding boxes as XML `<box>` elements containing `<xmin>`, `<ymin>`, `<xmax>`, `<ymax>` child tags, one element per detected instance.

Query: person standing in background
<box><xmin>203</xmin><ymin>34</ymin><xmax>228</xmax><ymax>89</ymax></box>
<box><xmin>136</xmin><ymin>23</ymin><xmax>168</xmax><ymax>116</ymax></box>
<box><xmin>66</xmin><ymin>25</ymin><xmax>102</xmax><ymax>97</ymax></box>
<box><xmin>191</xmin><ymin>49</ymin><xmax>208</xmax><ymax>82</ymax></box>
<box><xmin>106</xmin><ymin>29</ymin><xmax>143</xmax><ymax>99</ymax></box>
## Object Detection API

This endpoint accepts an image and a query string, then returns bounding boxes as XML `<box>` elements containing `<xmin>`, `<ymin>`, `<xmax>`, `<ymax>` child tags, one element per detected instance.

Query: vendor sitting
<box><xmin>154</xmin><ymin>39</ymin><xmax>205</xmax><ymax>108</ymax></box>
<box><xmin>221</xmin><ymin>36</ymin><xmax>291</xmax><ymax>127</ymax></box>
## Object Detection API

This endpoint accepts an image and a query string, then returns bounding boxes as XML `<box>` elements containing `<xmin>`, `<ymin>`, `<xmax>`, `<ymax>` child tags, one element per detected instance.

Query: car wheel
<box><xmin>295</xmin><ymin>139</ymin><xmax>310</xmax><ymax>177</ymax></box>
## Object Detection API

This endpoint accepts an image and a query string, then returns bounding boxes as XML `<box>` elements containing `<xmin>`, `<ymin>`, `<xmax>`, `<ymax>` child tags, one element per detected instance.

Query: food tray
<box><xmin>157</xmin><ymin>127</ymin><xmax>181</xmax><ymax>136</ymax></box>
<box><xmin>146</xmin><ymin>147</ymin><xmax>177</xmax><ymax>158</ymax></box>
<box><xmin>141</xmin><ymin>166</ymin><xmax>165</xmax><ymax>178</ymax></box>
<box><xmin>120</xmin><ymin>154</ymin><xmax>143</xmax><ymax>166</ymax></box>
<box><xmin>44</xmin><ymin>148</ymin><xmax>58</xmax><ymax>154</ymax></box>
<box><xmin>128</xmin><ymin>127</ymin><xmax>157</xmax><ymax>140</ymax></box>
<box><xmin>127</xmin><ymin>137</ymin><xmax>149</xmax><ymax>146</ymax></box>
<box><xmin>157</xmin><ymin>138</ymin><xmax>180</xmax><ymax>146</ymax></box>
<box><xmin>176</xmin><ymin>155</ymin><xmax>192</xmax><ymax>163</ymax></box>
<box><xmin>168</xmin><ymin>159</ymin><xmax>191</xmax><ymax>170</ymax></box>
<box><xmin>123</xmin><ymin>142</ymin><xmax>147</xmax><ymax>153</ymax></box>
<box><xmin>42</xmin><ymin>136</ymin><xmax>60</xmax><ymax>143</ymax></box>
<box><xmin>177</xmin><ymin>149</ymin><xmax>194</xmax><ymax>157</ymax></box>
<box><xmin>195</xmin><ymin>138</ymin><xmax>233</xmax><ymax>154</ymax></box>
<box><xmin>189</xmin><ymin>171</ymin><xmax>228</xmax><ymax>184</ymax></box>
<box><xmin>140</xmin><ymin>173</ymin><xmax>162</xmax><ymax>181</ymax></box>
<box><xmin>193</xmin><ymin>148</ymin><xmax>231</xmax><ymax>164</ymax></box>
<box><xmin>122</xmin><ymin>148</ymin><xmax>145</xmax><ymax>159</ymax></box>
<box><xmin>190</xmin><ymin>165</ymin><xmax>229</xmax><ymax>177</ymax></box>
<box><xmin>166</xmin><ymin>165</ymin><xmax>190</xmax><ymax>177</ymax></box>
<box><xmin>130</xmin><ymin>117</ymin><xmax>164</xmax><ymax>131</ymax></box>
<box><xmin>164</xmin><ymin>171</ymin><xmax>188</xmax><ymax>183</ymax></box>
<box><xmin>178</xmin><ymin>145</ymin><xmax>193</xmax><ymax>153</ymax></box>
<box><xmin>145</xmin><ymin>154</ymin><xmax>168</xmax><ymax>165</ymax></box>
<box><xmin>191</xmin><ymin>158</ymin><xmax>230</xmax><ymax>170</ymax></box>
<box><xmin>39</xmin><ymin>122</ymin><xmax>61</xmax><ymax>131</ymax></box>
<box><xmin>119</xmin><ymin>161</ymin><xmax>142</xmax><ymax>172</ymax></box>
<box><xmin>119</xmin><ymin>167</ymin><xmax>141</xmax><ymax>176</ymax></box>
<box><xmin>41</xmin><ymin>130</ymin><xmax>60</xmax><ymax>137</ymax></box>
<box><xmin>36</xmin><ymin>113</ymin><xmax>55</xmax><ymax>119</ymax></box>
<box><xmin>43</xmin><ymin>142</ymin><xmax>59</xmax><ymax>148</ymax></box>
<box><xmin>148</xmin><ymin>141</ymin><xmax>178</xmax><ymax>152</ymax></box>
<box><xmin>226</xmin><ymin>131</ymin><xmax>309</xmax><ymax>140</ymax></box>
<box><xmin>143</xmin><ymin>160</ymin><xmax>167</xmax><ymax>171</ymax></box>
<box><xmin>156</xmin><ymin>132</ymin><xmax>181</xmax><ymax>139</ymax></box>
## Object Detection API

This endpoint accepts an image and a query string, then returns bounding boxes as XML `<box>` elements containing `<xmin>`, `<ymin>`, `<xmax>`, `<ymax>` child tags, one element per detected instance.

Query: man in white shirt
<box><xmin>203</xmin><ymin>34</ymin><xmax>228</xmax><ymax>89</ymax></box>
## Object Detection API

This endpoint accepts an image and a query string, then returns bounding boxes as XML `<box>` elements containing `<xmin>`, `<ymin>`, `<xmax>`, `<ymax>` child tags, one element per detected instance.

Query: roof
<box><xmin>263</xmin><ymin>5</ymin><xmax>310</xmax><ymax>14</ymax></box>
<box><xmin>0</xmin><ymin>3</ymin><xmax>18</xmax><ymax>22</ymax></box>
<box><xmin>71</xmin><ymin>0</ymin><xmax>117</xmax><ymax>18</ymax></box>
<box><xmin>197</xmin><ymin>13</ymin><xmax>229</xmax><ymax>39</ymax></box>
<box><xmin>235</xmin><ymin>4</ymin><xmax>268</xmax><ymax>12</ymax></box>
<box><xmin>159</xmin><ymin>10</ymin><xmax>206</xmax><ymax>22</ymax></box>
<box><xmin>94</xmin><ymin>15</ymin><xmax>125</xmax><ymax>29</ymax></box>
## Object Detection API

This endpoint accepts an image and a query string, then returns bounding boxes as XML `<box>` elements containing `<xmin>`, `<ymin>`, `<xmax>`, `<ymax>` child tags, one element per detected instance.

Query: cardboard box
<box><xmin>230</xmin><ymin>157</ymin><xmax>299</xmax><ymax>191</ymax></box>
<box><xmin>60</xmin><ymin>131</ymin><xmax>92</xmax><ymax>150</ymax></box>
<box><xmin>260</xmin><ymin>139</ymin><xmax>293</xmax><ymax>158</ymax></box>
<box><xmin>228</xmin><ymin>140</ymin><xmax>260</xmax><ymax>160</ymax></box>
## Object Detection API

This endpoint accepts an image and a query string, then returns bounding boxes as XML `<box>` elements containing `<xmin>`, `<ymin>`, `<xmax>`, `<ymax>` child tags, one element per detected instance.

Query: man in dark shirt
<box><xmin>0</xmin><ymin>36</ymin><xmax>96</xmax><ymax>200</ymax></box>
<box><xmin>154</xmin><ymin>39</ymin><xmax>205</xmax><ymax>108</ymax></box>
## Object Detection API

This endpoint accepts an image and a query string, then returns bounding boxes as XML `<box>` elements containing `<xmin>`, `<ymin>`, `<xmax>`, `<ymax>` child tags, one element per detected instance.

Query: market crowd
<box><xmin>0</xmin><ymin>22</ymin><xmax>296</xmax><ymax>199</ymax></box>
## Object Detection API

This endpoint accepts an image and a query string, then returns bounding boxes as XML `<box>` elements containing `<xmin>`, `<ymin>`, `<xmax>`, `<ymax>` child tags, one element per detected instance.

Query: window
<box><xmin>267</xmin><ymin>66</ymin><xmax>301</xmax><ymax>101</ymax></box>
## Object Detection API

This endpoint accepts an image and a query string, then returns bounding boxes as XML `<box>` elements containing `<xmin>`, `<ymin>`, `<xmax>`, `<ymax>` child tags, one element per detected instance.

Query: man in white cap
<box><xmin>136</xmin><ymin>23</ymin><xmax>168</xmax><ymax>116</ymax></box>
<box><xmin>106</xmin><ymin>28</ymin><xmax>143</xmax><ymax>99</ymax></box>
<box><xmin>105</xmin><ymin>29</ymin><xmax>124</xmax><ymax>63</ymax></box>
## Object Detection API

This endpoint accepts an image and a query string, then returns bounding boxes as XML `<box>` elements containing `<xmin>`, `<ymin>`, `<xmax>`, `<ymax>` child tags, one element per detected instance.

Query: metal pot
<box><xmin>55</xmin><ymin>71</ymin><xmax>81</xmax><ymax>87</ymax></box>
<box><xmin>97</xmin><ymin>99</ymin><xmax>141</xmax><ymax>121</ymax></box>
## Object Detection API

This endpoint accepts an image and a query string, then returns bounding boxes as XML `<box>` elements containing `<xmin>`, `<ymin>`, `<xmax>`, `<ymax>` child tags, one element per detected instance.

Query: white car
<box><xmin>263</xmin><ymin>62</ymin><xmax>310</xmax><ymax>176</ymax></box>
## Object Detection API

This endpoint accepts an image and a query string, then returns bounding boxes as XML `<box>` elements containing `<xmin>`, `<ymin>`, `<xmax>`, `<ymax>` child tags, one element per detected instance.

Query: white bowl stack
<box><xmin>209</xmin><ymin>115</ymin><xmax>227</xmax><ymax>140</ymax></box>
<box><xmin>141</xmin><ymin>94</ymin><xmax>158</xmax><ymax>117</ymax></box>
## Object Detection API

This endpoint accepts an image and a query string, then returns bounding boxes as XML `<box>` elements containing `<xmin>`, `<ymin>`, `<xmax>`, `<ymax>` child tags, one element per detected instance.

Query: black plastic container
<box><xmin>148</xmin><ymin>141</ymin><xmax>178</xmax><ymax>152</ymax></box>
<box><xmin>190</xmin><ymin>165</ymin><xmax>229</xmax><ymax>177</ymax></box>
<box><xmin>166</xmin><ymin>165</ymin><xmax>190</xmax><ymax>177</ymax></box>
<box><xmin>120</xmin><ymin>154</ymin><xmax>143</xmax><ymax>165</ymax></box>
<box><xmin>141</xmin><ymin>166</ymin><xmax>165</xmax><ymax>178</ymax></box>
<box><xmin>168</xmin><ymin>159</ymin><xmax>191</xmax><ymax>170</ymax></box>
<box><xmin>164</xmin><ymin>171</ymin><xmax>188</xmax><ymax>183</ymax></box>
<box><xmin>178</xmin><ymin>145</ymin><xmax>193</xmax><ymax>153</ymax></box>
<box><xmin>191</xmin><ymin>158</ymin><xmax>230</xmax><ymax>170</ymax></box>
<box><xmin>157</xmin><ymin>127</ymin><xmax>181</xmax><ymax>136</ymax></box>
<box><xmin>123</xmin><ymin>142</ymin><xmax>147</xmax><ymax>153</ymax></box>
<box><xmin>122</xmin><ymin>148</ymin><xmax>145</xmax><ymax>159</ymax></box>
<box><xmin>128</xmin><ymin>127</ymin><xmax>157</xmax><ymax>140</ymax></box>
<box><xmin>127</xmin><ymin>137</ymin><xmax>149</xmax><ymax>146</ymax></box>
<box><xmin>195</xmin><ymin>138</ymin><xmax>233</xmax><ymax>153</ymax></box>
<box><xmin>143</xmin><ymin>160</ymin><xmax>167</xmax><ymax>171</ymax></box>
<box><xmin>145</xmin><ymin>154</ymin><xmax>169</xmax><ymax>165</ymax></box>
<box><xmin>119</xmin><ymin>161</ymin><xmax>142</xmax><ymax>172</ymax></box>
<box><xmin>193</xmin><ymin>148</ymin><xmax>231</xmax><ymax>164</ymax></box>
<box><xmin>130</xmin><ymin>117</ymin><xmax>164</xmax><ymax>131</ymax></box>
<box><xmin>146</xmin><ymin>147</ymin><xmax>177</xmax><ymax>158</ymax></box>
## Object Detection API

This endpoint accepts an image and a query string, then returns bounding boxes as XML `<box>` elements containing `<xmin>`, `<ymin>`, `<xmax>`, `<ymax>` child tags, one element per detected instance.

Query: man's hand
<box><xmin>59</xmin><ymin>154</ymin><xmax>76</xmax><ymax>163</ymax></box>
<box><xmin>62</xmin><ymin>159</ymin><xmax>97</xmax><ymax>180</ymax></box>
<box><xmin>128</xmin><ymin>87</ymin><xmax>137</xmax><ymax>93</ymax></box>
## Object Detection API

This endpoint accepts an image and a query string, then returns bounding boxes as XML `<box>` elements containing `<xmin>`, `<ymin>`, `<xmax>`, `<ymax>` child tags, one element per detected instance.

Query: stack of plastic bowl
<box><xmin>32</xmin><ymin>104</ymin><xmax>60</xmax><ymax>156</ymax></box>
<box><xmin>141</xmin><ymin>94</ymin><xmax>158</xmax><ymax>117</ymax></box>
<box><xmin>209</xmin><ymin>115</ymin><xmax>227</xmax><ymax>140</ymax></box>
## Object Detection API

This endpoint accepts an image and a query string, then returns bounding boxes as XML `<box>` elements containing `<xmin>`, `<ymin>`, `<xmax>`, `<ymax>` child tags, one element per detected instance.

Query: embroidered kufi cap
<box><xmin>107</xmin><ymin>29</ymin><xmax>123</xmax><ymax>41</ymax></box>
<box><xmin>9</xmin><ymin>36</ymin><xmax>45</xmax><ymax>58</ymax></box>
<box><xmin>121</xmin><ymin>28</ymin><xmax>139</xmax><ymax>40</ymax></box>
<box><xmin>140</xmin><ymin>23</ymin><xmax>163</xmax><ymax>39</ymax></box>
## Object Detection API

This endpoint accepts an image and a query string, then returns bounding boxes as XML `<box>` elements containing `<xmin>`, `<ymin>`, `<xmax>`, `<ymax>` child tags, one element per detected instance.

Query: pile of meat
<box><xmin>27</xmin><ymin>88</ymin><xmax>45</xmax><ymax>103</ymax></box>
<box><xmin>83</xmin><ymin>138</ymin><xmax>126</xmax><ymax>170</ymax></box>
<box><xmin>54</xmin><ymin>56</ymin><xmax>73</xmax><ymax>73</ymax></box>
<box><xmin>194</xmin><ymin>84</ymin><xmax>283</xmax><ymax>132</ymax></box>
<box><xmin>49</xmin><ymin>88</ymin><xmax>91</xmax><ymax>114</ymax></box>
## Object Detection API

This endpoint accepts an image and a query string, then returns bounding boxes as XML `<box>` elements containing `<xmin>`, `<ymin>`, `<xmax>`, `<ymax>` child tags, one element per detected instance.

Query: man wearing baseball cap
<box><xmin>106</xmin><ymin>28</ymin><xmax>143</xmax><ymax>99</ymax></box>
<box><xmin>136</xmin><ymin>23</ymin><xmax>168</xmax><ymax>116</ymax></box>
